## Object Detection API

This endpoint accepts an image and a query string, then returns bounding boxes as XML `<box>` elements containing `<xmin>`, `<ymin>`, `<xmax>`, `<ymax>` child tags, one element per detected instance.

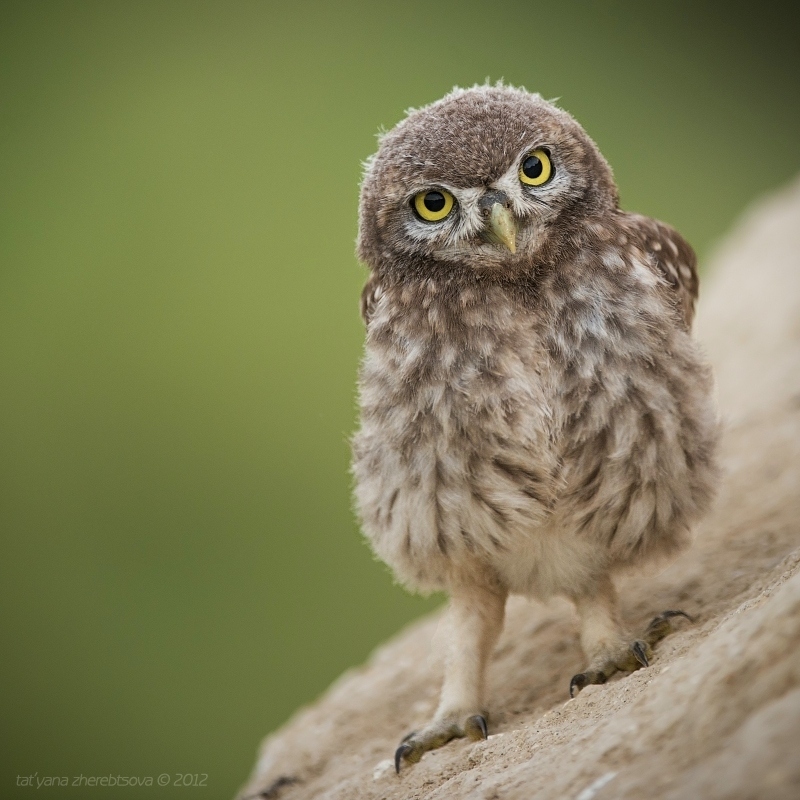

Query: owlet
<box><xmin>351</xmin><ymin>84</ymin><xmax>719</xmax><ymax>771</ymax></box>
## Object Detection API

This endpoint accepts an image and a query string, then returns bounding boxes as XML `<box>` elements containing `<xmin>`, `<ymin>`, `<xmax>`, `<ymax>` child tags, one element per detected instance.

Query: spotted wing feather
<box><xmin>360</xmin><ymin>273</ymin><xmax>383</xmax><ymax>325</ymax></box>
<box><xmin>625</xmin><ymin>213</ymin><xmax>699</xmax><ymax>329</ymax></box>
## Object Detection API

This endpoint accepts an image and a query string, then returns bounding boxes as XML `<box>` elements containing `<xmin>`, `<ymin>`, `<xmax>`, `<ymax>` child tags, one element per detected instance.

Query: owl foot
<box><xmin>644</xmin><ymin>609</ymin><xmax>693</xmax><ymax>645</ymax></box>
<box><xmin>394</xmin><ymin>713</ymin><xmax>487</xmax><ymax>773</ymax></box>
<box><xmin>569</xmin><ymin>609</ymin><xmax>692</xmax><ymax>697</ymax></box>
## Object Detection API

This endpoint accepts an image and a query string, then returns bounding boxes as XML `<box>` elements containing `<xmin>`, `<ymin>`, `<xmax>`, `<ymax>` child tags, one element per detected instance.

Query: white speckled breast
<box><xmin>352</xmin><ymin>281</ymin><xmax>562</xmax><ymax>593</ymax></box>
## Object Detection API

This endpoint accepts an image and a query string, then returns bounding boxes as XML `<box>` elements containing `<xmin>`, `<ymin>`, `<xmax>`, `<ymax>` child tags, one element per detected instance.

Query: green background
<box><xmin>2</xmin><ymin>1</ymin><xmax>798</xmax><ymax>797</ymax></box>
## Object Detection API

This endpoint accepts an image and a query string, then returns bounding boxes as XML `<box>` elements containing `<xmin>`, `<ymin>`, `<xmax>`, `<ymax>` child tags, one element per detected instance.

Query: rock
<box><xmin>238</xmin><ymin>177</ymin><xmax>800</xmax><ymax>800</ymax></box>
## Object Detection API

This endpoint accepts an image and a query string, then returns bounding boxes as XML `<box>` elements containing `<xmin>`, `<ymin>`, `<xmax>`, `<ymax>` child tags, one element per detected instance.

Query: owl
<box><xmin>351</xmin><ymin>84</ymin><xmax>719</xmax><ymax>772</ymax></box>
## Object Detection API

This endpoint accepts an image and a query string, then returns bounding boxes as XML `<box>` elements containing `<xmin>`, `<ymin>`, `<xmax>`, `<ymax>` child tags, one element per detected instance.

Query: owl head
<box><xmin>357</xmin><ymin>84</ymin><xmax>619</xmax><ymax>279</ymax></box>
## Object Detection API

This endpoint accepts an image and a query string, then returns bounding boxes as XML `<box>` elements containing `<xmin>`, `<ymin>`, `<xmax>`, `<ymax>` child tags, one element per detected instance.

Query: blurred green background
<box><xmin>1</xmin><ymin>1</ymin><xmax>798</xmax><ymax>797</ymax></box>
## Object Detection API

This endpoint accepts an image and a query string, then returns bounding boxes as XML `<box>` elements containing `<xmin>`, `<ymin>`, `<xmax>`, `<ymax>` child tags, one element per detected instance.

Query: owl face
<box><xmin>358</xmin><ymin>85</ymin><xmax>619</xmax><ymax>276</ymax></box>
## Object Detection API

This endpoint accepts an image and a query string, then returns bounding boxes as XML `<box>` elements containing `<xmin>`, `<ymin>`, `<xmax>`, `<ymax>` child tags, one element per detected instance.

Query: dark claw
<box><xmin>570</xmin><ymin>670</ymin><xmax>606</xmax><ymax>698</ymax></box>
<box><xmin>400</xmin><ymin>730</ymin><xmax>416</xmax><ymax>744</ymax></box>
<box><xmin>394</xmin><ymin>743</ymin><xmax>412</xmax><ymax>774</ymax></box>
<box><xmin>570</xmin><ymin>673</ymin><xmax>587</xmax><ymax>698</ymax></box>
<box><xmin>466</xmin><ymin>714</ymin><xmax>488</xmax><ymax>740</ymax></box>
<box><xmin>632</xmin><ymin>640</ymin><xmax>649</xmax><ymax>667</ymax></box>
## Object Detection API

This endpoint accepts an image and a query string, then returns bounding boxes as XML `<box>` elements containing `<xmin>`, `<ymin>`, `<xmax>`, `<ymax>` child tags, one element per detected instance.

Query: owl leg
<box><xmin>569</xmin><ymin>579</ymin><xmax>691</xmax><ymax>697</ymax></box>
<box><xmin>394</xmin><ymin>582</ymin><xmax>506</xmax><ymax>773</ymax></box>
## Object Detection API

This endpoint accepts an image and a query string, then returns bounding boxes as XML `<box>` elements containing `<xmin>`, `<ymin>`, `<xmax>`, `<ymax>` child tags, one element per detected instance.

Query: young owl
<box><xmin>351</xmin><ymin>84</ymin><xmax>719</xmax><ymax>771</ymax></box>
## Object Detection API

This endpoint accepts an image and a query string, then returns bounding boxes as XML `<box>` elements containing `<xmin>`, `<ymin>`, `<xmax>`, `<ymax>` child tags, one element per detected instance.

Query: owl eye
<box><xmin>519</xmin><ymin>149</ymin><xmax>553</xmax><ymax>186</ymax></box>
<box><xmin>412</xmin><ymin>190</ymin><xmax>455</xmax><ymax>222</ymax></box>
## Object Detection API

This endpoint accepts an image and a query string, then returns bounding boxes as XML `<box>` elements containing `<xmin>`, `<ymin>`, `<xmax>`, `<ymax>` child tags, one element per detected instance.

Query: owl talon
<box><xmin>393</xmin><ymin>713</ymin><xmax>485</xmax><ymax>771</ymax></box>
<box><xmin>394</xmin><ymin>743</ymin><xmax>413</xmax><ymax>774</ymax></box>
<box><xmin>632</xmin><ymin>640</ymin><xmax>649</xmax><ymax>667</ymax></box>
<box><xmin>465</xmin><ymin>714</ymin><xmax>488</xmax><ymax>740</ymax></box>
<box><xmin>569</xmin><ymin>669</ymin><xmax>606</xmax><ymax>697</ymax></box>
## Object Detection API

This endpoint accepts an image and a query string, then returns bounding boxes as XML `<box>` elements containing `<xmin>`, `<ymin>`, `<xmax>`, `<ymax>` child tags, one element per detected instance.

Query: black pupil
<box><xmin>522</xmin><ymin>155</ymin><xmax>543</xmax><ymax>179</ymax></box>
<box><xmin>424</xmin><ymin>191</ymin><xmax>446</xmax><ymax>212</ymax></box>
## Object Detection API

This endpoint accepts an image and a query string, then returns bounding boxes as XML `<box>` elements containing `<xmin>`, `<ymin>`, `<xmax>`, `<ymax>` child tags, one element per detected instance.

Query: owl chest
<box><xmin>359</xmin><ymin>319</ymin><xmax>554</xmax><ymax>461</ymax></box>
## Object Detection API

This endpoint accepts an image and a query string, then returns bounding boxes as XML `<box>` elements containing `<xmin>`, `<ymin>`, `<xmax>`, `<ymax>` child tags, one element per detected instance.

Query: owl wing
<box><xmin>360</xmin><ymin>273</ymin><xmax>383</xmax><ymax>325</ymax></box>
<box><xmin>625</xmin><ymin>213</ymin><xmax>699</xmax><ymax>329</ymax></box>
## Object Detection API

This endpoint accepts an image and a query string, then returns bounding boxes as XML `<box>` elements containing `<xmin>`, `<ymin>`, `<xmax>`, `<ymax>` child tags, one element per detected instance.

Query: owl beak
<box><xmin>484</xmin><ymin>203</ymin><xmax>517</xmax><ymax>253</ymax></box>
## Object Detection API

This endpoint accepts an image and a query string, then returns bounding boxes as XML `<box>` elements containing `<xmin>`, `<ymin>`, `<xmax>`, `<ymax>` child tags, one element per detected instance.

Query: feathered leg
<box><xmin>394</xmin><ymin>581</ymin><xmax>507</xmax><ymax>772</ymax></box>
<box><xmin>569</xmin><ymin>576</ymin><xmax>691</xmax><ymax>697</ymax></box>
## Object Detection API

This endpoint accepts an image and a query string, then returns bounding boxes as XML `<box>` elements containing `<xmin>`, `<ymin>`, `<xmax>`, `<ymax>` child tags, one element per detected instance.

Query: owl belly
<box><xmin>352</xmin><ymin>324</ymin><xmax>564</xmax><ymax>594</ymax></box>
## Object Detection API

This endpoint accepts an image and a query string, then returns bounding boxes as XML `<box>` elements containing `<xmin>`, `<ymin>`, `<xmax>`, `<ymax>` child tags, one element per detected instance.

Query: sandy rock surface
<box><xmin>239</xmin><ymin>178</ymin><xmax>800</xmax><ymax>800</ymax></box>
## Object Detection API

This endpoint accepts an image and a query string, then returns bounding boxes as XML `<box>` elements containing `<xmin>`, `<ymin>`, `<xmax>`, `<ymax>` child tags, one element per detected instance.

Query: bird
<box><xmin>350</xmin><ymin>84</ymin><xmax>719</xmax><ymax>772</ymax></box>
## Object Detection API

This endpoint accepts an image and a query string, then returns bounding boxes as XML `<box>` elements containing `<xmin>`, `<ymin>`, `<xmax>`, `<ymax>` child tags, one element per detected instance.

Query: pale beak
<box><xmin>484</xmin><ymin>203</ymin><xmax>518</xmax><ymax>253</ymax></box>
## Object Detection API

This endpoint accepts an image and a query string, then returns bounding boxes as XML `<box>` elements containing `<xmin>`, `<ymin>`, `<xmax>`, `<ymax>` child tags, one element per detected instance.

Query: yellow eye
<box><xmin>413</xmin><ymin>189</ymin><xmax>454</xmax><ymax>222</ymax></box>
<box><xmin>519</xmin><ymin>149</ymin><xmax>553</xmax><ymax>186</ymax></box>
